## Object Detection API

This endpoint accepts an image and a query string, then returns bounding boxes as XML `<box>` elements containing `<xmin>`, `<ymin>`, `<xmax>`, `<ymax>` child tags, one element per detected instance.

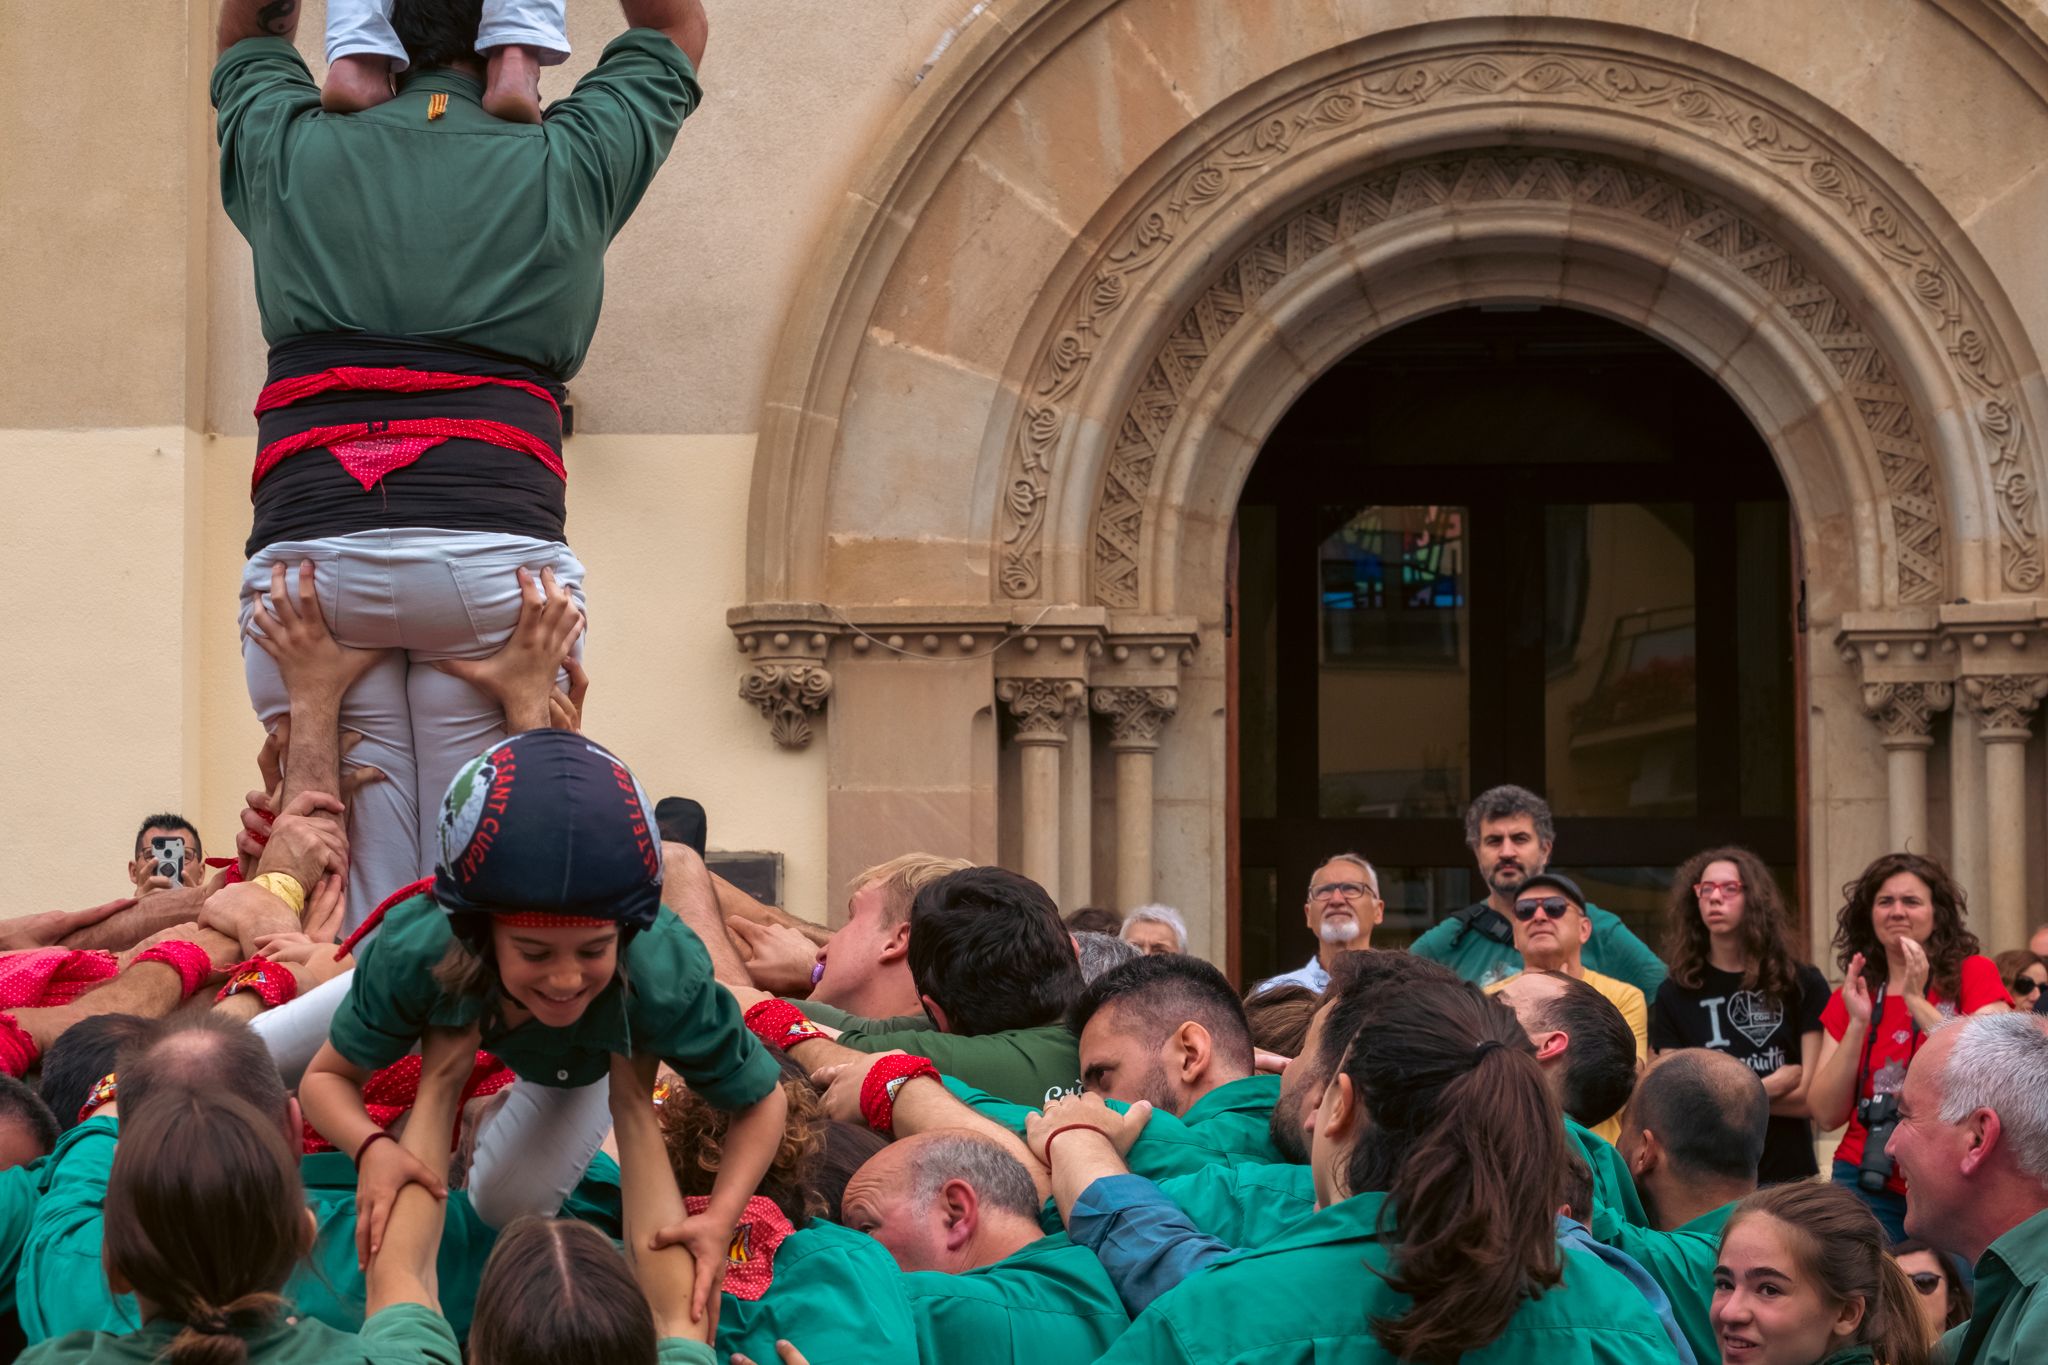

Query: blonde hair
<box><xmin>849</xmin><ymin>853</ymin><xmax>974</xmax><ymax>927</ymax></box>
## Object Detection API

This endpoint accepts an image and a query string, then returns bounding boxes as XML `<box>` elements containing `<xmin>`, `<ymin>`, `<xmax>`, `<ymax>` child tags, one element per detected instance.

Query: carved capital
<box><xmin>1092</xmin><ymin>685</ymin><xmax>1178</xmax><ymax>751</ymax></box>
<box><xmin>1962</xmin><ymin>674</ymin><xmax>2048</xmax><ymax>741</ymax></box>
<box><xmin>740</xmin><ymin>663</ymin><xmax>834</xmax><ymax>749</ymax></box>
<box><xmin>1859</xmin><ymin>681</ymin><xmax>1951</xmax><ymax>747</ymax></box>
<box><xmin>997</xmin><ymin>677</ymin><xmax>1084</xmax><ymax>744</ymax></box>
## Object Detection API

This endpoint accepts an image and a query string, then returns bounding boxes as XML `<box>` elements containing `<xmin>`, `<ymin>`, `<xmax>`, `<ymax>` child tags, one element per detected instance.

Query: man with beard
<box><xmin>1410</xmin><ymin>784</ymin><xmax>1665</xmax><ymax>994</ymax></box>
<box><xmin>1252</xmin><ymin>854</ymin><xmax>1381</xmax><ymax>993</ymax></box>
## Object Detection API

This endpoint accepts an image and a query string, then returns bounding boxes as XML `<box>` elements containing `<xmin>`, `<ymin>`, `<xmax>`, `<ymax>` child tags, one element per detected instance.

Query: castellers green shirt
<box><xmin>18</xmin><ymin>1302</ymin><xmax>459</xmax><ymax>1365</ymax></box>
<box><xmin>1942</xmin><ymin>1207</ymin><xmax>2048</xmax><ymax>1365</ymax></box>
<box><xmin>901</xmin><ymin>1233</ymin><xmax>1130</xmax><ymax>1364</ymax></box>
<box><xmin>1094</xmin><ymin>1190</ymin><xmax>1684</xmax><ymax>1365</ymax></box>
<box><xmin>212</xmin><ymin>30</ymin><xmax>700</xmax><ymax>379</ymax></box>
<box><xmin>945</xmin><ymin>1073</ymin><xmax>1285</xmax><ymax>1180</ymax></box>
<box><xmin>1589</xmin><ymin>1199</ymin><xmax>1736</xmax><ymax>1364</ymax></box>
<box><xmin>330</xmin><ymin>894</ymin><xmax>779</xmax><ymax>1107</ymax></box>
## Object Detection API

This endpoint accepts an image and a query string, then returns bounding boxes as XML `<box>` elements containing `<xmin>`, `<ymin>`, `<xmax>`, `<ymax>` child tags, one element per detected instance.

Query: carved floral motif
<box><xmin>1859</xmin><ymin>681</ymin><xmax>1952</xmax><ymax>743</ymax></box>
<box><xmin>994</xmin><ymin>48</ymin><xmax>2039</xmax><ymax>608</ymax></box>
<box><xmin>740</xmin><ymin>663</ymin><xmax>834</xmax><ymax>749</ymax></box>
<box><xmin>997</xmin><ymin>677</ymin><xmax>1085</xmax><ymax>740</ymax></box>
<box><xmin>1962</xmin><ymin>674</ymin><xmax>2048</xmax><ymax>739</ymax></box>
<box><xmin>1091</xmin><ymin>685</ymin><xmax>1179</xmax><ymax>749</ymax></box>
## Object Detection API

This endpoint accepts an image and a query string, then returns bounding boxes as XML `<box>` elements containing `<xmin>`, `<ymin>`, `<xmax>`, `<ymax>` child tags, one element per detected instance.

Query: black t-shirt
<box><xmin>1649</xmin><ymin>962</ymin><xmax>1830</xmax><ymax>1184</ymax></box>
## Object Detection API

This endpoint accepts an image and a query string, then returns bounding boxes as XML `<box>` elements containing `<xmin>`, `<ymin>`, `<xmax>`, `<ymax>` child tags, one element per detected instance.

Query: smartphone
<box><xmin>151</xmin><ymin>835</ymin><xmax>187</xmax><ymax>885</ymax></box>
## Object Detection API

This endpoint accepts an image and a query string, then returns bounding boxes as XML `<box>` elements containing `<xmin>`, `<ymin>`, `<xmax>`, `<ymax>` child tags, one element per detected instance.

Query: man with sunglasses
<box><xmin>1251</xmin><ymin>854</ymin><xmax>1382</xmax><ymax>994</ymax></box>
<box><xmin>1485</xmin><ymin>872</ymin><xmax>1649</xmax><ymax>1141</ymax></box>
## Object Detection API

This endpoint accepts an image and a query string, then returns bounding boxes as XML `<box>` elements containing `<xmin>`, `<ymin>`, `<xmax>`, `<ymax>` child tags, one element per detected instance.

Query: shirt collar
<box><xmin>1181</xmin><ymin>1073</ymin><xmax>1283</xmax><ymax>1127</ymax></box>
<box><xmin>396</xmin><ymin>67</ymin><xmax>485</xmax><ymax>97</ymax></box>
<box><xmin>1676</xmin><ymin>1201</ymin><xmax>1738</xmax><ymax>1239</ymax></box>
<box><xmin>1980</xmin><ymin>1205</ymin><xmax>2048</xmax><ymax>1287</ymax></box>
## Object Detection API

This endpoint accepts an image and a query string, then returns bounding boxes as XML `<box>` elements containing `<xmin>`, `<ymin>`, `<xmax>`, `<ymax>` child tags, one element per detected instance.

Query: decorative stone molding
<box><xmin>997</xmin><ymin>677</ymin><xmax>1085</xmax><ymax>742</ymax></box>
<box><xmin>740</xmin><ymin>662</ymin><xmax>834</xmax><ymax>749</ymax></box>
<box><xmin>1859</xmin><ymin>682</ymin><xmax>1952</xmax><ymax>747</ymax></box>
<box><xmin>1961</xmin><ymin>674</ymin><xmax>2048</xmax><ymax>740</ymax></box>
<box><xmin>994</xmin><ymin>46</ymin><xmax>2045</xmax><ymax>609</ymax></box>
<box><xmin>1091</xmin><ymin>685</ymin><xmax>1179</xmax><ymax>752</ymax></box>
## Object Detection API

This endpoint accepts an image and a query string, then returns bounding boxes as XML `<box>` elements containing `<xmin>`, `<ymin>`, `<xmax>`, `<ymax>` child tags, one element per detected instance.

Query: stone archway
<box><xmin>735</xmin><ymin>5</ymin><xmax>2048</xmax><ymax>957</ymax></box>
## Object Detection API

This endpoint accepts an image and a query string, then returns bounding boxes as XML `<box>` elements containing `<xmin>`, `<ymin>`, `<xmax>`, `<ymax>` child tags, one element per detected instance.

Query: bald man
<box><xmin>841</xmin><ymin>1131</ymin><xmax>1128</xmax><ymax>1362</ymax></box>
<box><xmin>1596</xmin><ymin>1049</ymin><xmax>1768</xmax><ymax>1364</ymax></box>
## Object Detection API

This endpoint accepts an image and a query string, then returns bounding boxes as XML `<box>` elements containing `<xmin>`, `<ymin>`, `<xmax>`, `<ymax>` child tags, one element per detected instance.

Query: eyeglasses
<box><xmin>1907</xmin><ymin>1271</ymin><xmax>1944</xmax><ymax>1296</ymax></box>
<box><xmin>1310</xmin><ymin>881</ymin><xmax>1374</xmax><ymax>902</ymax></box>
<box><xmin>1693</xmin><ymin>880</ymin><xmax>1744</xmax><ymax>899</ymax></box>
<box><xmin>1511</xmin><ymin>897</ymin><xmax>1576</xmax><ymax>922</ymax></box>
<box><xmin>2014</xmin><ymin>976</ymin><xmax>2046</xmax><ymax>997</ymax></box>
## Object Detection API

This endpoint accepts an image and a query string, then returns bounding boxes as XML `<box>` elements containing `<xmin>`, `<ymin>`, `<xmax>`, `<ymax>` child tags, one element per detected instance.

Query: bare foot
<box><xmin>322</xmin><ymin>53</ymin><xmax>395</xmax><ymax>113</ymax></box>
<box><xmin>482</xmin><ymin>45</ymin><xmax>543</xmax><ymax>124</ymax></box>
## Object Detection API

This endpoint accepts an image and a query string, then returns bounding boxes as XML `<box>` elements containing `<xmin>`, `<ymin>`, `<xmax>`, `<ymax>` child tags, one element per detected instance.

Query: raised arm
<box><xmin>609</xmin><ymin>1053</ymin><xmax>711</xmax><ymax>1345</ymax></box>
<box><xmin>218</xmin><ymin>0</ymin><xmax>301</xmax><ymax>54</ymax></box>
<box><xmin>813</xmin><ymin>1052</ymin><xmax>1052</xmax><ymax>1200</ymax></box>
<box><xmin>366</xmin><ymin>1024</ymin><xmax>477</xmax><ymax>1315</ymax></box>
<box><xmin>621</xmin><ymin>0</ymin><xmax>710</xmax><ymax>67</ymax></box>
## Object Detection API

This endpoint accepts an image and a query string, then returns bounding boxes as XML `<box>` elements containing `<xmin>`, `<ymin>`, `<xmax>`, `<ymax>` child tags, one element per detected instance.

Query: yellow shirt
<box><xmin>1486</xmin><ymin>967</ymin><xmax>1648</xmax><ymax>1144</ymax></box>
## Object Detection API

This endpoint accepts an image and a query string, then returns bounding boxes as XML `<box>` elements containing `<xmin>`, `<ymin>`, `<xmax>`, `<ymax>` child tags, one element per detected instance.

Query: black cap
<box><xmin>1515</xmin><ymin>871</ymin><xmax>1586</xmax><ymax>908</ymax></box>
<box><xmin>433</xmin><ymin>729</ymin><xmax>663</xmax><ymax>933</ymax></box>
<box><xmin>655</xmin><ymin>796</ymin><xmax>708</xmax><ymax>856</ymax></box>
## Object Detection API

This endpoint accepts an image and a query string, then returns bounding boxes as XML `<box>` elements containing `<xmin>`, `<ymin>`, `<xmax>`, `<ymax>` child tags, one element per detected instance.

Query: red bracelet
<box><xmin>77</xmin><ymin>1071</ymin><xmax>118</xmax><ymax>1125</ymax></box>
<box><xmin>858</xmin><ymin>1054</ymin><xmax>939</xmax><ymax>1135</ymax></box>
<box><xmin>355</xmin><ymin>1129</ymin><xmax>396</xmax><ymax>1165</ymax></box>
<box><xmin>1039</xmin><ymin>1122</ymin><xmax>1112</xmax><ymax>1166</ymax></box>
<box><xmin>135</xmin><ymin>941</ymin><xmax>214</xmax><ymax>1000</ymax></box>
<box><xmin>213</xmin><ymin>958</ymin><xmax>300</xmax><ymax>1010</ymax></box>
<box><xmin>742</xmin><ymin>998</ymin><xmax>829</xmax><ymax>1052</ymax></box>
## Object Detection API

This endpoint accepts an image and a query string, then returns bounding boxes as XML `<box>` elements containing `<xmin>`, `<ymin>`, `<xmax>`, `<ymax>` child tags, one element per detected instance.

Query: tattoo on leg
<box><xmin>258</xmin><ymin>0</ymin><xmax>297</xmax><ymax>35</ymax></box>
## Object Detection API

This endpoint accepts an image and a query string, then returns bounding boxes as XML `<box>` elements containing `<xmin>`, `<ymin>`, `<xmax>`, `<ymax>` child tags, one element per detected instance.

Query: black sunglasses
<box><xmin>1511</xmin><ymin>896</ymin><xmax>1576</xmax><ymax>922</ymax></box>
<box><xmin>2014</xmin><ymin>976</ymin><xmax>2046</xmax><ymax>996</ymax></box>
<box><xmin>1907</xmin><ymin>1271</ymin><xmax>1944</xmax><ymax>1296</ymax></box>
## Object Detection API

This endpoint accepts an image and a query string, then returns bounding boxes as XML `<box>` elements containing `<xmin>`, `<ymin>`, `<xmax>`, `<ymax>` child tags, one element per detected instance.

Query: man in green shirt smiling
<box><xmin>1886</xmin><ymin>1012</ymin><xmax>2048</xmax><ymax>1365</ymax></box>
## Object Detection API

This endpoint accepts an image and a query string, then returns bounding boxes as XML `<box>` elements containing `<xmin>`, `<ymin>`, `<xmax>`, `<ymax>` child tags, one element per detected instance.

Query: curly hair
<box><xmin>1663</xmin><ymin>846</ymin><xmax>1805</xmax><ymax>1002</ymax></box>
<box><xmin>1833</xmin><ymin>852</ymin><xmax>1981</xmax><ymax>1001</ymax></box>
<box><xmin>656</xmin><ymin>1066</ymin><xmax>827</xmax><ymax>1228</ymax></box>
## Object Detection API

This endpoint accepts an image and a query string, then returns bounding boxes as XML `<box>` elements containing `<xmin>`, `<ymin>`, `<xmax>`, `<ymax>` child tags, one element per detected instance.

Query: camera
<box><xmin>1856</xmin><ymin>1091</ymin><xmax>1901</xmax><ymax>1192</ymax></box>
<box><xmin>150</xmin><ymin>835</ymin><xmax>187</xmax><ymax>887</ymax></box>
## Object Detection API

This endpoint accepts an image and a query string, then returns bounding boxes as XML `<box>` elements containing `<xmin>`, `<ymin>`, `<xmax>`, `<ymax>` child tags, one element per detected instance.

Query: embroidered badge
<box><xmin>428</xmin><ymin>92</ymin><xmax>449</xmax><ymax>120</ymax></box>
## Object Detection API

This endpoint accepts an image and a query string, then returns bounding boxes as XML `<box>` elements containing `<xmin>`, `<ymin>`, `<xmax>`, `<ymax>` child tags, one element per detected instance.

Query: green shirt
<box><xmin>211</xmin><ymin>31</ymin><xmax>700</xmax><ymax>379</ymax></box>
<box><xmin>1410</xmin><ymin>900</ymin><xmax>1668</xmax><ymax>996</ymax></box>
<box><xmin>718</xmin><ymin>1220</ymin><xmax>919</xmax><ymax>1365</ymax></box>
<box><xmin>19</xmin><ymin>1302</ymin><xmax>459</xmax><ymax>1365</ymax></box>
<box><xmin>902</xmin><ymin>1233</ymin><xmax>1129</xmax><ymax>1363</ymax></box>
<box><xmin>1153</xmin><ymin>1161</ymin><xmax>1317</xmax><ymax>1246</ymax></box>
<box><xmin>332</xmin><ymin>894</ymin><xmax>779</xmax><ymax>1106</ymax></box>
<box><xmin>834</xmin><ymin>1022</ymin><xmax>1082</xmax><ymax>1108</ymax></box>
<box><xmin>1568</xmin><ymin>1117</ymin><xmax>1651</xmax><ymax>1231</ymax></box>
<box><xmin>18</xmin><ymin>1118</ymin><xmax>499</xmax><ymax>1346</ymax></box>
<box><xmin>945</xmin><ymin>1074</ymin><xmax>1284</xmax><ymax>1181</ymax></box>
<box><xmin>1096</xmin><ymin>1190</ymin><xmax>1682</xmax><ymax>1364</ymax></box>
<box><xmin>786</xmin><ymin>1000</ymin><xmax>924</xmax><ymax>1033</ymax></box>
<box><xmin>0</xmin><ymin>1155</ymin><xmax>54</xmax><ymax>1318</ymax></box>
<box><xmin>1943</xmin><ymin>1207</ymin><xmax>2048</xmax><ymax>1365</ymax></box>
<box><xmin>1591</xmin><ymin>1200</ymin><xmax>1736</xmax><ymax>1364</ymax></box>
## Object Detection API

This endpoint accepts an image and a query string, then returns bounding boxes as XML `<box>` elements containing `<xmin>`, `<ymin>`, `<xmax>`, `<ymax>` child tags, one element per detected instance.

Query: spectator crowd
<box><xmin>9</xmin><ymin>1</ymin><xmax>2044</xmax><ymax>1362</ymax></box>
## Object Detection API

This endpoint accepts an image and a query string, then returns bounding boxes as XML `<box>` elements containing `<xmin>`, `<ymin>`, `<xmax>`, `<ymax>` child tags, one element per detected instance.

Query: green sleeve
<box><xmin>544</xmin><ymin>29</ymin><xmax>702</xmax><ymax>240</ymax></box>
<box><xmin>1571</xmin><ymin>1119</ymin><xmax>1650</xmax><ymax>1232</ymax></box>
<box><xmin>16</xmin><ymin>1118</ymin><xmax>139</xmax><ymax>1344</ymax></box>
<box><xmin>0</xmin><ymin>1161</ymin><xmax>39</xmax><ymax>1318</ymax></box>
<box><xmin>1585</xmin><ymin>904</ymin><xmax>1668</xmax><ymax>995</ymax></box>
<box><xmin>939</xmin><ymin>1076</ymin><xmax>1038</xmax><ymax>1133</ymax></box>
<box><xmin>327</xmin><ymin>902</ymin><xmax>444</xmax><ymax>1074</ymax></box>
<box><xmin>210</xmin><ymin>37</ymin><xmax>319</xmax><ymax>234</ymax></box>
<box><xmin>788</xmin><ymin>999</ymin><xmax>924</xmax><ymax>1033</ymax></box>
<box><xmin>658</xmin><ymin>1341</ymin><xmax>719</xmax><ymax>1365</ymax></box>
<box><xmin>1154</xmin><ymin>1163</ymin><xmax>1317</xmax><ymax>1246</ymax></box>
<box><xmin>1406</xmin><ymin>916</ymin><xmax>1462</xmax><ymax>963</ymax></box>
<box><xmin>835</xmin><ymin>1025</ymin><xmax>1079</xmax><ymax>1107</ymax></box>
<box><xmin>631</xmin><ymin>917</ymin><xmax>779</xmax><ymax>1111</ymax></box>
<box><xmin>359</xmin><ymin>1301</ymin><xmax>462</xmax><ymax>1363</ymax></box>
<box><xmin>558</xmin><ymin>1152</ymin><xmax>624</xmax><ymax>1240</ymax></box>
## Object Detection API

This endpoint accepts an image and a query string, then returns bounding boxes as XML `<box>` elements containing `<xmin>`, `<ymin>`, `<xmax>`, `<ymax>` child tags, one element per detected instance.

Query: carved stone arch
<box><xmin>977</xmin><ymin>45</ymin><xmax>2048</xmax><ymax>615</ymax></box>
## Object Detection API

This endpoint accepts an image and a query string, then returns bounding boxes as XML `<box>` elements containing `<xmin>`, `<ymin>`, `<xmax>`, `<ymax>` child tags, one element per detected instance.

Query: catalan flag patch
<box><xmin>427</xmin><ymin>92</ymin><xmax>449</xmax><ymax>120</ymax></box>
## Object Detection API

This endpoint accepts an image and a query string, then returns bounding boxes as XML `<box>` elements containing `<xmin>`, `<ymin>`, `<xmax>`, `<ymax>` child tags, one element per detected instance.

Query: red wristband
<box><xmin>135</xmin><ymin>941</ymin><xmax>214</xmax><ymax>1000</ymax></box>
<box><xmin>858</xmin><ymin>1054</ymin><xmax>939</xmax><ymax>1136</ymax></box>
<box><xmin>743</xmin><ymin>998</ymin><xmax>829</xmax><ymax>1052</ymax></box>
<box><xmin>1040</xmin><ymin>1122</ymin><xmax>1112</xmax><ymax>1166</ymax></box>
<box><xmin>0</xmin><ymin>1014</ymin><xmax>38</xmax><ymax>1080</ymax></box>
<box><xmin>77</xmin><ymin>1071</ymin><xmax>119</xmax><ymax>1125</ymax></box>
<box><xmin>214</xmin><ymin>958</ymin><xmax>300</xmax><ymax>1010</ymax></box>
<box><xmin>355</xmin><ymin>1129</ymin><xmax>396</xmax><ymax>1165</ymax></box>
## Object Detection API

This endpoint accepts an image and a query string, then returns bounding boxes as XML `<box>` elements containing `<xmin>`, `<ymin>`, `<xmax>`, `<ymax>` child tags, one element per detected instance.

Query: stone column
<box><xmin>1963</xmin><ymin>674</ymin><xmax>2048</xmax><ymax>955</ymax></box>
<box><xmin>1092</xmin><ymin>685</ymin><xmax>1177</xmax><ymax>910</ymax></box>
<box><xmin>1859</xmin><ymin>682</ymin><xmax>1951</xmax><ymax>853</ymax></box>
<box><xmin>997</xmin><ymin>678</ymin><xmax>1083</xmax><ymax>896</ymax></box>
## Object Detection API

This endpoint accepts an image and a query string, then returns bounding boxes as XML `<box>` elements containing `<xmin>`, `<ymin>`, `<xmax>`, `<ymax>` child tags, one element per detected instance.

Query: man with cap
<box><xmin>1485</xmin><ymin>871</ymin><xmax>1648</xmax><ymax>1141</ymax></box>
<box><xmin>296</xmin><ymin>728</ymin><xmax>787</xmax><ymax>1318</ymax></box>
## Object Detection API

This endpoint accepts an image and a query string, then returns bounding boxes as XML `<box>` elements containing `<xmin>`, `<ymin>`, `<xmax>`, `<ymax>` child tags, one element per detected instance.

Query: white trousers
<box><xmin>254</xmin><ymin>968</ymin><xmax>612</xmax><ymax>1227</ymax></box>
<box><xmin>240</xmin><ymin>529</ymin><xmax>586</xmax><ymax>931</ymax></box>
<box><xmin>326</xmin><ymin>0</ymin><xmax>571</xmax><ymax>70</ymax></box>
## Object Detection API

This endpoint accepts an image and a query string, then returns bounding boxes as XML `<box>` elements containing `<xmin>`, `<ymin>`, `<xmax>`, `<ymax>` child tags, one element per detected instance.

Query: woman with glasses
<box><xmin>1807</xmin><ymin>852</ymin><xmax>2012</xmax><ymax>1242</ymax></box>
<box><xmin>1889</xmin><ymin>1239</ymin><xmax>1972</xmax><ymax>1349</ymax></box>
<box><xmin>1993</xmin><ymin>949</ymin><xmax>2047</xmax><ymax>1011</ymax></box>
<box><xmin>1653</xmin><ymin>847</ymin><xmax>1830</xmax><ymax>1184</ymax></box>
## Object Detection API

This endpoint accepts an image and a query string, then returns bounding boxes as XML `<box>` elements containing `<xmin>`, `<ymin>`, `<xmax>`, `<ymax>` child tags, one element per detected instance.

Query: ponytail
<box><xmin>162</xmin><ymin>1291</ymin><xmax>291</xmax><ymax>1365</ymax></box>
<box><xmin>1341</xmin><ymin>980</ymin><xmax>1564</xmax><ymax>1363</ymax></box>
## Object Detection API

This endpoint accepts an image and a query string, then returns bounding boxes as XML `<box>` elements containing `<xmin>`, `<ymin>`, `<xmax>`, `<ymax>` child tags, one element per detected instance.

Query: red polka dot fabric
<box><xmin>0</xmin><ymin>948</ymin><xmax>120</xmax><ymax>1009</ymax></box>
<box><xmin>690</xmin><ymin>1194</ymin><xmax>794</xmax><ymax>1301</ymax></box>
<box><xmin>301</xmin><ymin>1050</ymin><xmax>516</xmax><ymax>1155</ymax></box>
